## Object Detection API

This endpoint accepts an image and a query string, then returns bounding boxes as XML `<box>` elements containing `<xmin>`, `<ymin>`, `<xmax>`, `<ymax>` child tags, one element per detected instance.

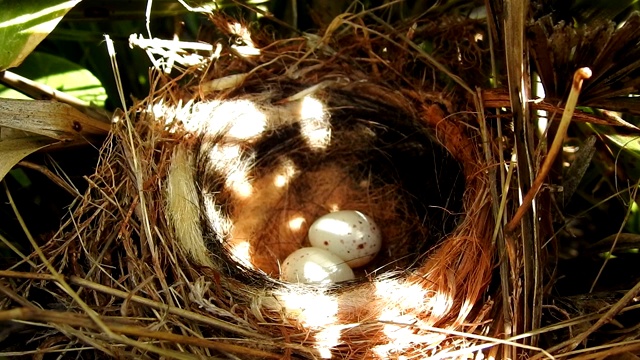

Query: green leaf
<box><xmin>626</xmin><ymin>201</ymin><xmax>640</xmax><ymax>234</ymax></box>
<box><xmin>0</xmin><ymin>51</ymin><xmax>107</xmax><ymax>106</ymax></box>
<box><xmin>9</xmin><ymin>168</ymin><xmax>32</xmax><ymax>188</ymax></box>
<box><xmin>602</xmin><ymin>132</ymin><xmax>640</xmax><ymax>181</ymax></box>
<box><xmin>0</xmin><ymin>0</ymin><xmax>81</xmax><ymax>70</ymax></box>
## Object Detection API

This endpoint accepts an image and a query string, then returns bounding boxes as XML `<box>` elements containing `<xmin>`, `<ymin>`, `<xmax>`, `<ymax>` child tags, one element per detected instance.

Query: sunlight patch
<box><xmin>299</xmin><ymin>96</ymin><xmax>331</xmax><ymax>149</ymax></box>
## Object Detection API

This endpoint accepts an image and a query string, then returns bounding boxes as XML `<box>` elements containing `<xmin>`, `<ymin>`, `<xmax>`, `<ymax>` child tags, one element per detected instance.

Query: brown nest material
<box><xmin>1</xmin><ymin>13</ymin><xmax>496</xmax><ymax>359</ymax></box>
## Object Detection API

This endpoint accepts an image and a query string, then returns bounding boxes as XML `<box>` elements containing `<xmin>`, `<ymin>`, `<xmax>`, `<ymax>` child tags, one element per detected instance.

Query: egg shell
<box><xmin>308</xmin><ymin>210</ymin><xmax>382</xmax><ymax>268</ymax></box>
<box><xmin>280</xmin><ymin>247</ymin><xmax>355</xmax><ymax>284</ymax></box>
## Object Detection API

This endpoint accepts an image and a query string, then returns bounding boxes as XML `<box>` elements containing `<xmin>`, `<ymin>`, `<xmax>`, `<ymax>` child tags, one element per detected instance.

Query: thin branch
<box><xmin>17</xmin><ymin>161</ymin><xmax>81</xmax><ymax>197</ymax></box>
<box><xmin>531</xmin><ymin>279</ymin><xmax>640</xmax><ymax>359</ymax></box>
<box><xmin>506</xmin><ymin>68</ymin><xmax>592</xmax><ymax>234</ymax></box>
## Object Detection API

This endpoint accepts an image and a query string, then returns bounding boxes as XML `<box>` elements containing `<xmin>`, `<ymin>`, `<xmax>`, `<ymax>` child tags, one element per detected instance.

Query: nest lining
<box><xmin>170</xmin><ymin>84</ymin><xmax>466</xmax><ymax>280</ymax></box>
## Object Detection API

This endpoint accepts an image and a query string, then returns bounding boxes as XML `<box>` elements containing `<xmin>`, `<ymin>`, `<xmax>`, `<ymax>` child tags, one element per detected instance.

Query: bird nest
<box><xmin>2</xmin><ymin>13</ymin><xmax>498</xmax><ymax>359</ymax></box>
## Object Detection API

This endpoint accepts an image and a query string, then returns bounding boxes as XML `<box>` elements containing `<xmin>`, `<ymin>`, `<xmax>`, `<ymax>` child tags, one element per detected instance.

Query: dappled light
<box><xmin>273</xmin><ymin>159</ymin><xmax>297</xmax><ymax>188</ymax></box>
<box><xmin>207</xmin><ymin>144</ymin><xmax>254</xmax><ymax>199</ymax></box>
<box><xmin>375</xmin><ymin>278</ymin><xmax>430</xmax><ymax>310</ymax></box>
<box><xmin>299</xmin><ymin>96</ymin><xmax>331</xmax><ymax>149</ymax></box>
<box><xmin>315</xmin><ymin>325</ymin><xmax>348</xmax><ymax>359</ymax></box>
<box><xmin>288</xmin><ymin>215</ymin><xmax>306</xmax><ymax>232</ymax></box>
<box><xmin>278</xmin><ymin>290</ymin><xmax>339</xmax><ymax>328</ymax></box>
<box><xmin>229</xmin><ymin>240</ymin><xmax>253</xmax><ymax>269</ymax></box>
<box><xmin>310</xmin><ymin>216</ymin><xmax>353</xmax><ymax>237</ymax></box>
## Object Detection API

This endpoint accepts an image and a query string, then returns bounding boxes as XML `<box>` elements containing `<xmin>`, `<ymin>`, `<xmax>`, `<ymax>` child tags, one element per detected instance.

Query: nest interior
<box><xmin>178</xmin><ymin>84</ymin><xmax>467</xmax><ymax>278</ymax></box>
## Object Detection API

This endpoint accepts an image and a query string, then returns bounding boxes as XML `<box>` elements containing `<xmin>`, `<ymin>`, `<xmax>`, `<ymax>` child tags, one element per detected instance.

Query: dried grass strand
<box><xmin>0</xmin><ymin>307</ymin><xmax>282</xmax><ymax>359</ymax></box>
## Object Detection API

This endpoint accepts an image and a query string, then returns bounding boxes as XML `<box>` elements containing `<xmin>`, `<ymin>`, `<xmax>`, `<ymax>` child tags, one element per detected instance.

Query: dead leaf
<box><xmin>0</xmin><ymin>136</ymin><xmax>57</xmax><ymax>182</ymax></box>
<box><xmin>0</xmin><ymin>98</ymin><xmax>111</xmax><ymax>141</ymax></box>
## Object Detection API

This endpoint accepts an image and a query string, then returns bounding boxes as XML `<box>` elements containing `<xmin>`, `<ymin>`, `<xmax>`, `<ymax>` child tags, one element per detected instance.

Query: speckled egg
<box><xmin>308</xmin><ymin>210</ymin><xmax>382</xmax><ymax>268</ymax></box>
<box><xmin>280</xmin><ymin>247</ymin><xmax>355</xmax><ymax>284</ymax></box>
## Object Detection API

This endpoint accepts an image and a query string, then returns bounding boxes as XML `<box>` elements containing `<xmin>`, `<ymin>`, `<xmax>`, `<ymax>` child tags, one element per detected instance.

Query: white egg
<box><xmin>280</xmin><ymin>247</ymin><xmax>355</xmax><ymax>284</ymax></box>
<box><xmin>308</xmin><ymin>210</ymin><xmax>382</xmax><ymax>268</ymax></box>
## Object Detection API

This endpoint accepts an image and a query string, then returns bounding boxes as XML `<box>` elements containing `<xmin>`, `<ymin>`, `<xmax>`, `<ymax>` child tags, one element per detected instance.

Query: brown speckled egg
<box><xmin>308</xmin><ymin>210</ymin><xmax>382</xmax><ymax>268</ymax></box>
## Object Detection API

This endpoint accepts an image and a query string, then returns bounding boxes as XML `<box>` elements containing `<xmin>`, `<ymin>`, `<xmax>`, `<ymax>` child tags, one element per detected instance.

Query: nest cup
<box><xmin>158</xmin><ymin>70</ymin><xmax>492</xmax><ymax>356</ymax></box>
<box><xmin>172</xmin><ymin>83</ymin><xmax>466</xmax><ymax>280</ymax></box>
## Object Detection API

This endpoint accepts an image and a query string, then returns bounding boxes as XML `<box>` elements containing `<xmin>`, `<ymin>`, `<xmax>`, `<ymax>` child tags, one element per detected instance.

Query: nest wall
<box><xmin>3</xmin><ymin>14</ymin><xmax>497</xmax><ymax>359</ymax></box>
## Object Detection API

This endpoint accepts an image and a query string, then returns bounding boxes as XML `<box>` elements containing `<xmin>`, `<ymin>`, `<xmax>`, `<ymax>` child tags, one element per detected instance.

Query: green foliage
<box><xmin>602</xmin><ymin>132</ymin><xmax>640</xmax><ymax>182</ymax></box>
<box><xmin>0</xmin><ymin>51</ymin><xmax>107</xmax><ymax>106</ymax></box>
<box><xmin>0</xmin><ymin>0</ymin><xmax>80</xmax><ymax>70</ymax></box>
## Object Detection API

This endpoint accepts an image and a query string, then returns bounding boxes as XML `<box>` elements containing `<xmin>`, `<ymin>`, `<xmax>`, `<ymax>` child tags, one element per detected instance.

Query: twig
<box><xmin>566</xmin><ymin>341</ymin><xmax>640</xmax><ymax>360</ymax></box>
<box><xmin>17</xmin><ymin>161</ymin><xmax>81</xmax><ymax>197</ymax></box>
<box><xmin>0</xmin><ymin>70</ymin><xmax>87</xmax><ymax>109</ymax></box>
<box><xmin>0</xmin><ymin>70</ymin><xmax>110</xmax><ymax>123</ymax></box>
<box><xmin>3</xmin><ymin>182</ymin><xmax>116</xmax><ymax>337</ymax></box>
<box><xmin>531</xmin><ymin>280</ymin><xmax>640</xmax><ymax>359</ymax></box>
<box><xmin>481</xmin><ymin>89</ymin><xmax>639</xmax><ymax>129</ymax></box>
<box><xmin>0</xmin><ymin>307</ymin><xmax>281</xmax><ymax>359</ymax></box>
<box><xmin>229</xmin><ymin>0</ymin><xmax>301</xmax><ymax>34</ymax></box>
<box><xmin>0</xmin><ymin>233</ymin><xmax>36</xmax><ymax>269</ymax></box>
<box><xmin>368</xmin><ymin>14</ymin><xmax>475</xmax><ymax>95</ymax></box>
<box><xmin>0</xmin><ymin>282</ymin><xmax>38</xmax><ymax>309</ymax></box>
<box><xmin>503</xmin><ymin>0</ymin><xmax>537</xmax><ymax>350</ymax></box>
<box><xmin>3</xmin><ymin>184</ymin><xmax>196</xmax><ymax>359</ymax></box>
<box><xmin>128</xmin><ymin>34</ymin><xmax>215</xmax><ymax>50</ymax></box>
<box><xmin>505</xmin><ymin>66</ymin><xmax>590</xmax><ymax>350</ymax></box>
<box><xmin>590</xmin><ymin>181</ymin><xmax>640</xmax><ymax>292</ymax></box>
<box><xmin>0</xmin><ymin>269</ymin><xmax>269</xmax><ymax>339</ymax></box>
<box><xmin>413</xmin><ymin>323</ymin><xmax>554</xmax><ymax>360</ymax></box>
<box><xmin>71</xmin><ymin>276</ymin><xmax>269</xmax><ymax>340</ymax></box>
<box><xmin>0</xmin><ymin>270</ymin><xmax>56</xmax><ymax>280</ymax></box>
<box><xmin>477</xmin><ymin>87</ymin><xmax>516</xmax><ymax>346</ymax></box>
<box><xmin>104</xmin><ymin>35</ymin><xmax>159</xmax><ymax>294</ymax></box>
<box><xmin>0</xmin><ymin>347</ymin><xmax>96</xmax><ymax>358</ymax></box>
<box><xmin>505</xmin><ymin>68</ymin><xmax>592</xmax><ymax>234</ymax></box>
